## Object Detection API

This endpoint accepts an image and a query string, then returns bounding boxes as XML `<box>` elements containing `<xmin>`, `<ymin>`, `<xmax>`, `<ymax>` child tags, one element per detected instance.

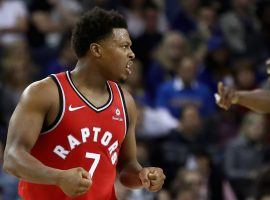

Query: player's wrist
<box><xmin>52</xmin><ymin>169</ymin><xmax>65</xmax><ymax>186</ymax></box>
<box><xmin>138</xmin><ymin>168</ymin><xmax>150</xmax><ymax>189</ymax></box>
<box><xmin>232</xmin><ymin>91</ymin><xmax>239</xmax><ymax>104</ymax></box>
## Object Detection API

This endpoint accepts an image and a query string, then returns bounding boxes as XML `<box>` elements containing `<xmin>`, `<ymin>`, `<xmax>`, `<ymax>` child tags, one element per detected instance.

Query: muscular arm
<box><xmin>217</xmin><ymin>60</ymin><xmax>270</xmax><ymax>113</ymax></box>
<box><xmin>235</xmin><ymin>89</ymin><xmax>270</xmax><ymax>113</ymax></box>
<box><xmin>217</xmin><ymin>82</ymin><xmax>270</xmax><ymax>113</ymax></box>
<box><xmin>117</xmin><ymin>88</ymin><xmax>143</xmax><ymax>189</ymax></box>
<box><xmin>3</xmin><ymin>78</ymin><xmax>62</xmax><ymax>185</ymax></box>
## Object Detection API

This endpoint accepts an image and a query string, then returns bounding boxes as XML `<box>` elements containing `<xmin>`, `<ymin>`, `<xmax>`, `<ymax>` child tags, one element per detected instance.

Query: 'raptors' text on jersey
<box><xmin>19</xmin><ymin>71</ymin><xmax>128</xmax><ymax>200</ymax></box>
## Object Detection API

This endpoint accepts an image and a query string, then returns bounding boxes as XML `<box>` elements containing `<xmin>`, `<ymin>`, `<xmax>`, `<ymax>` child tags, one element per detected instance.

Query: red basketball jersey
<box><xmin>19</xmin><ymin>71</ymin><xmax>128</xmax><ymax>200</ymax></box>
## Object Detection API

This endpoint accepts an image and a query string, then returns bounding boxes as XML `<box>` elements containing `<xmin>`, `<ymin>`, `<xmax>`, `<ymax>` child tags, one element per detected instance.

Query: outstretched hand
<box><xmin>215</xmin><ymin>82</ymin><xmax>238</xmax><ymax>110</ymax></box>
<box><xmin>139</xmin><ymin>167</ymin><xmax>165</xmax><ymax>192</ymax></box>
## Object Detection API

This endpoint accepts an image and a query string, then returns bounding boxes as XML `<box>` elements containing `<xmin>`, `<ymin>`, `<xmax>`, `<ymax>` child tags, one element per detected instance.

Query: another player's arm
<box><xmin>216</xmin><ymin>82</ymin><xmax>270</xmax><ymax>113</ymax></box>
<box><xmin>117</xmin><ymin>88</ymin><xmax>165</xmax><ymax>191</ymax></box>
<box><xmin>234</xmin><ymin>90</ymin><xmax>270</xmax><ymax>113</ymax></box>
<box><xmin>3</xmin><ymin>78</ymin><xmax>91</xmax><ymax>197</ymax></box>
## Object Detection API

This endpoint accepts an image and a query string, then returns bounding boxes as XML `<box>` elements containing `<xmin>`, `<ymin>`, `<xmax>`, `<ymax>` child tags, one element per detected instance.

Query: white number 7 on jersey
<box><xmin>85</xmin><ymin>152</ymin><xmax>101</xmax><ymax>178</ymax></box>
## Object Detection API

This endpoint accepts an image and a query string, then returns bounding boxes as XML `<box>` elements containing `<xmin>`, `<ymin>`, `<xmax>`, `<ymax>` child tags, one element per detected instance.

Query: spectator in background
<box><xmin>155</xmin><ymin>189</ymin><xmax>171</xmax><ymax>200</ymax></box>
<box><xmin>256</xmin><ymin>0</ymin><xmax>270</xmax><ymax>59</ymax></box>
<box><xmin>147</xmin><ymin>31</ymin><xmax>187</xmax><ymax>103</ymax></box>
<box><xmin>0</xmin><ymin>0</ymin><xmax>28</xmax><ymax>47</ymax></box>
<box><xmin>170</xmin><ymin>150</ymin><xmax>226</xmax><ymax>200</ymax></box>
<box><xmin>119</xmin><ymin>0</ymin><xmax>146</xmax><ymax>38</ymax></box>
<box><xmin>230</xmin><ymin>58</ymin><xmax>259</xmax><ymax>119</ymax></box>
<box><xmin>0</xmin><ymin>42</ymin><xmax>34</xmax><ymax>141</ymax></box>
<box><xmin>79</xmin><ymin>0</ymin><xmax>119</xmax><ymax>10</ymax></box>
<box><xmin>124</xmin><ymin>59</ymin><xmax>178</xmax><ymax>139</ymax></box>
<box><xmin>27</xmin><ymin>0</ymin><xmax>55</xmax><ymax>48</ymax></box>
<box><xmin>172</xmin><ymin>169</ymin><xmax>203</xmax><ymax>200</ymax></box>
<box><xmin>256</xmin><ymin>167</ymin><xmax>270</xmax><ymax>200</ymax></box>
<box><xmin>44</xmin><ymin>34</ymin><xmax>77</xmax><ymax>76</ymax></box>
<box><xmin>164</xmin><ymin>0</ymin><xmax>181</xmax><ymax>24</ymax></box>
<box><xmin>197</xmin><ymin>6</ymin><xmax>220</xmax><ymax>42</ymax></box>
<box><xmin>171</xmin><ymin>0</ymin><xmax>200</xmax><ymax>37</ymax></box>
<box><xmin>192</xmin><ymin>4</ymin><xmax>223</xmax><ymax>63</ymax></box>
<box><xmin>27</xmin><ymin>0</ymin><xmax>59</xmax><ymax>67</ymax></box>
<box><xmin>176</xmin><ymin>189</ymin><xmax>195</xmax><ymax>200</ymax></box>
<box><xmin>0</xmin><ymin>40</ymin><xmax>31</xmax><ymax>64</ymax></box>
<box><xmin>120</xmin><ymin>0</ymin><xmax>168</xmax><ymax>39</ymax></box>
<box><xmin>200</xmin><ymin>36</ymin><xmax>231</xmax><ymax>92</ymax></box>
<box><xmin>156</xmin><ymin>56</ymin><xmax>216</xmax><ymax>119</ymax></box>
<box><xmin>233</xmin><ymin>58</ymin><xmax>257</xmax><ymax>91</ymax></box>
<box><xmin>27</xmin><ymin>0</ymin><xmax>82</xmax><ymax>67</ymax></box>
<box><xmin>0</xmin><ymin>40</ymin><xmax>33</xmax><ymax>143</ymax></box>
<box><xmin>231</xmin><ymin>58</ymin><xmax>261</xmax><ymax>119</ymax></box>
<box><xmin>219</xmin><ymin>0</ymin><xmax>264</xmax><ymax>60</ymax></box>
<box><xmin>133</xmin><ymin>1</ymin><xmax>163</xmax><ymax>69</ymax></box>
<box><xmin>0</xmin><ymin>105</ymin><xmax>5</xmax><ymax>144</ymax></box>
<box><xmin>124</xmin><ymin>59</ymin><xmax>150</xmax><ymax>105</ymax></box>
<box><xmin>193</xmin><ymin>150</ymin><xmax>224</xmax><ymax>200</ymax></box>
<box><xmin>225</xmin><ymin>112</ymin><xmax>270</xmax><ymax>200</ymax></box>
<box><xmin>157</xmin><ymin>105</ymin><xmax>207</xmax><ymax>187</ymax></box>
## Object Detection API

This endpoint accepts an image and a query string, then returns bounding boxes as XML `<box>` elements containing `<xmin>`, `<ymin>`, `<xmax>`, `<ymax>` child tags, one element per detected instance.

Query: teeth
<box><xmin>127</xmin><ymin>60</ymin><xmax>133</xmax><ymax>68</ymax></box>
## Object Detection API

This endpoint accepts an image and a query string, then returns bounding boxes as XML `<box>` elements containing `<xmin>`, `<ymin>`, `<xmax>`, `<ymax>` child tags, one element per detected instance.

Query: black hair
<box><xmin>71</xmin><ymin>7</ymin><xmax>127</xmax><ymax>58</ymax></box>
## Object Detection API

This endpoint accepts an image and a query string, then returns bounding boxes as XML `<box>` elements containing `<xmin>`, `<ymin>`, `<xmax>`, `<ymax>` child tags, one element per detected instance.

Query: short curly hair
<box><xmin>72</xmin><ymin>7</ymin><xmax>128</xmax><ymax>58</ymax></box>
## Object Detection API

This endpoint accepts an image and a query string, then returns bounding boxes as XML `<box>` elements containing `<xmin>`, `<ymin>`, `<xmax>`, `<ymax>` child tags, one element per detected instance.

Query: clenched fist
<box><xmin>139</xmin><ymin>167</ymin><xmax>166</xmax><ymax>192</ymax></box>
<box><xmin>56</xmin><ymin>167</ymin><xmax>92</xmax><ymax>197</ymax></box>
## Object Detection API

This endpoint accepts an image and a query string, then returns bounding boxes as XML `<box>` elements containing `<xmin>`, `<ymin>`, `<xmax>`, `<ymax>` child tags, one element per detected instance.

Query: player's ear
<box><xmin>90</xmin><ymin>43</ymin><xmax>102</xmax><ymax>58</ymax></box>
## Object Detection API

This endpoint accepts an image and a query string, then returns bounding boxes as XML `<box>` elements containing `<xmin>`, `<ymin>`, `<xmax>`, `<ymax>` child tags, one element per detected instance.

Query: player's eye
<box><xmin>121</xmin><ymin>44</ymin><xmax>129</xmax><ymax>49</ymax></box>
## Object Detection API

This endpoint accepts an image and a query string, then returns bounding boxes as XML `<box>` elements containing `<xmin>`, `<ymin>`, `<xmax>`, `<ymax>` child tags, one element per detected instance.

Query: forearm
<box><xmin>119</xmin><ymin>160</ymin><xmax>143</xmax><ymax>189</ymax></box>
<box><xmin>235</xmin><ymin>89</ymin><xmax>270</xmax><ymax>113</ymax></box>
<box><xmin>4</xmin><ymin>147</ymin><xmax>62</xmax><ymax>185</ymax></box>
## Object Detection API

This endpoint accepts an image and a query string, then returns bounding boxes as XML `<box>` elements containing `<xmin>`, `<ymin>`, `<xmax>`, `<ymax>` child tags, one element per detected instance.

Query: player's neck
<box><xmin>71</xmin><ymin>60</ymin><xmax>107</xmax><ymax>92</ymax></box>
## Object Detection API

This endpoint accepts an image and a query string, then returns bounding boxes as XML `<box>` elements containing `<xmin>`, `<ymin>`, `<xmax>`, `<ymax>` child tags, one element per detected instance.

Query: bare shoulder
<box><xmin>23</xmin><ymin>77</ymin><xmax>57</xmax><ymax>98</ymax></box>
<box><xmin>5</xmin><ymin>77</ymin><xmax>59</xmax><ymax>150</ymax></box>
<box><xmin>19</xmin><ymin>77</ymin><xmax>58</xmax><ymax>111</ymax></box>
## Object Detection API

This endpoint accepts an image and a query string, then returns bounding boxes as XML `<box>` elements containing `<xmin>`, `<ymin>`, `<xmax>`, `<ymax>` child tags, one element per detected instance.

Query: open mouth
<box><xmin>126</xmin><ymin>60</ymin><xmax>134</xmax><ymax>75</ymax></box>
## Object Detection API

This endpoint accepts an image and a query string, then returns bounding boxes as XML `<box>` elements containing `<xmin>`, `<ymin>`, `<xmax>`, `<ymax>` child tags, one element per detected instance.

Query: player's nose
<box><xmin>128</xmin><ymin>49</ymin><xmax>135</xmax><ymax>60</ymax></box>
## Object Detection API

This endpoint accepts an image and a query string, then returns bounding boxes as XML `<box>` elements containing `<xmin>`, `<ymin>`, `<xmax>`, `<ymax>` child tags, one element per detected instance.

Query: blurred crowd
<box><xmin>1</xmin><ymin>0</ymin><xmax>270</xmax><ymax>199</ymax></box>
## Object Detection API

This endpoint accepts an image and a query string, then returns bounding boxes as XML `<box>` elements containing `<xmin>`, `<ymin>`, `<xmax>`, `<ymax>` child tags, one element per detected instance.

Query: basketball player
<box><xmin>216</xmin><ymin>59</ymin><xmax>270</xmax><ymax>112</ymax></box>
<box><xmin>3</xmin><ymin>7</ymin><xmax>165</xmax><ymax>199</ymax></box>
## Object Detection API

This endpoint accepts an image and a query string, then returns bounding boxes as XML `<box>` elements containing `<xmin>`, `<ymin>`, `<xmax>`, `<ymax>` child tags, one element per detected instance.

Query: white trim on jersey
<box><xmin>115</xmin><ymin>83</ymin><xmax>127</xmax><ymax>137</ymax></box>
<box><xmin>66</xmin><ymin>71</ymin><xmax>113</xmax><ymax>112</ymax></box>
<box><xmin>41</xmin><ymin>74</ymin><xmax>66</xmax><ymax>135</ymax></box>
